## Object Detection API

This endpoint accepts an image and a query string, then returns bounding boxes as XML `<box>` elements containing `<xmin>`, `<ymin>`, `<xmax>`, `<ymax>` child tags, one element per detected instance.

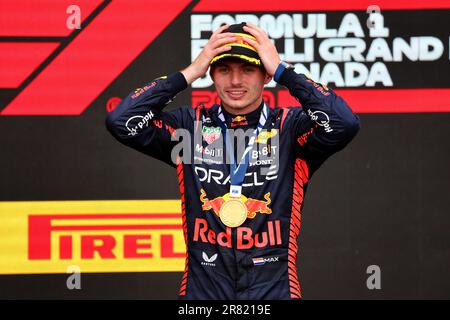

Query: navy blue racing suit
<box><xmin>106</xmin><ymin>68</ymin><xmax>360</xmax><ymax>300</ymax></box>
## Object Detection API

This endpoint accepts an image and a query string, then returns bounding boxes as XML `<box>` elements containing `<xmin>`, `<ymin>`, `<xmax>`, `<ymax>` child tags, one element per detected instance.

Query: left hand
<box><xmin>242</xmin><ymin>23</ymin><xmax>281</xmax><ymax>76</ymax></box>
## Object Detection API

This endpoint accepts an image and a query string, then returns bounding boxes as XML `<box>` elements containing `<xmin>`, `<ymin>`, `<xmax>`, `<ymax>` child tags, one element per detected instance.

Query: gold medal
<box><xmin>219</xmin><ymin>197</ymin><xmax>248</xmax><ymax>228</ymax></box>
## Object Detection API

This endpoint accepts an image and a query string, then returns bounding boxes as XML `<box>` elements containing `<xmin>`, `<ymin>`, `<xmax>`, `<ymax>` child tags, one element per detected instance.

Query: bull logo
<box><xmin>200</xmin><ymin>189</ymin><xmax>272</xmax><ymax>219</ymax></box>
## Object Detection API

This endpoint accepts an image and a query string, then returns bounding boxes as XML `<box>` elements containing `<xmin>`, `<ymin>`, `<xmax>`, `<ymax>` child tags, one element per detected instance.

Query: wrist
<box><xmin>273</xmin><ymin>61</ymin><xmax>294</xmax><ymax>83</ymax></box>
<box><xmin>181</xmin><ymin>64</ymin><xmax>202</xmax><ymax>85</ymax></box>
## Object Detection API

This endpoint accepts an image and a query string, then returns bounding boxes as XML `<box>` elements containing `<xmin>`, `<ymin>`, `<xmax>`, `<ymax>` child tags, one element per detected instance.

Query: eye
<box><xmin>217</xmin><ymin>66</ymin><xmax>229</xmax><ymax>73</ymax></box>
<box><xmin>243</xmin><ymin>66</ymin><xmax>255</xmax><ymax>73</ymax></box>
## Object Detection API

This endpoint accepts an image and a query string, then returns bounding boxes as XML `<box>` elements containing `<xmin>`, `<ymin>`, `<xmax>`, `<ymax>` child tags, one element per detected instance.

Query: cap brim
<box><xmin>210</xmin><ymin>53</ymin><xmax>262</xmax><ymax>66</ymax></box>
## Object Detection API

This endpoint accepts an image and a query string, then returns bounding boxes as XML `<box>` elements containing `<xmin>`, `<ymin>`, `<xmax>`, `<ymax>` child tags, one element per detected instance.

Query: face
<box><xmin>210</xmin><ymin>59</ymin><xmax>271</xmax><ymax>115</ymax></box>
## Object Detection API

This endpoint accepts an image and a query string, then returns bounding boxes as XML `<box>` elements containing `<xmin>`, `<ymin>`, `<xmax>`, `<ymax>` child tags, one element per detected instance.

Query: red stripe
<box><xmin>293</xmin><ymin>176</ymin><xmax>304</xmax><ymax>189</ymax></box>
<box><xmin>291</xmin><ymin>208</ymin><xmax>301</xmax><ymax>219</ymax></box>
<box><xmin>289</xmin><ymin>281</ymin><xmax>301</xmax><ymax>292</ymax></box>
<box><xmin>177</xmin><ymin>163</ymin><xmax>189</xmax><ymax>297</ymax></box>
<box><xmin>290</xmin><ymin>213</ymin><xmax>301</xmax><ymax>227</ymax></box>
<box><xmin>289</xmin><ymin>282</ymin><xmax>301</xmax><ymax>294</ymax></box>
<box><xmin>292</xmin><ymin>186</ymin><xmax>303</xmax><ymax>199</ymax></box>
<box><xmin>288</xmin><ymin>240</ymin><xmax>298</xmax><ymax>250</ymax></box>
<box><xmin>287</xmin><ymin>249</ymin><xmax>297</xmax><ymax>259</ymax></box>
<box><xmin>297</xmin><ymin>161</ymin><xmax>309</xmax><ymax>181</ymax></box>
<box><xmin>286</xmin><ymin>159</ymin><xmax>308</xmax><ymax>298</ymax></box>
<box><xmin>291</xmin><ymin>200</ymin><xmax>301</xmax><ymax>211</ymax></box>
<box><xmin>289</xmin><ymin>237</ymin><xmax>298</xmax><ymax>246</ymax></box>
<box><xmin>289</xmin><ymin>232</ymin><xmax>298</xmax><ymax>240</ymax></box>
<box><xmin>195</xmin><ymin>104</ymin><xmax>202</xmax><ymax>132</ymax></box>
<box><xmin>1</xmin><ymin>0</ymin><xmax>192</xmax><ymax>115</ymax></box>
<box><xmin>288</xmin><ymin>270</ymin><xmax>298</xmax><ymax>281</ymax></box>
<box><xmin>288</xmin><ymin>275</ymin><xmax>300</xmax><ymax>287</ymax></box>
<box><xmin>292</xmin><ymin>193</ymin><xmax>303</xmax><ymax>207</ymax></box>
<box><xmin>288</xmin><ymin>270</ymin><xmax>299</xmax><ymax>282</ymax></box>
<box><xmin>278</xmin><ymin>89</ymin><xmax>450</xmax><ymax>113</ymax></box>
<box><xmin>287</xmin><ymin>259</ymin><xmax>297</xmax><ymax>268</ymax></box>
<box><xmin>29</xmin><ymin>213</ymin><xmax>181</xmax><ymax>220</ymax></box>
<box><xmin>291</xmin><ymin>206</ymin><xmax>300</xmax><ymax>217</ymax></box>
<box><xmin>288</xmin><ymin>263</ymin><xmax>297</xmax><ymax>278</ymax></box>
<box><xmin>290</xmin><ymin>223</ymin><xmax>300</xmax><ymax>236</ymax></box>
<box><xmin>289</xmin><ymin>280</ymin><xmax>301</xmax><ymax>291</ymax></box>
<box><xmin>177</xmin><ymin>163</ymin><xmax>188</xmax><ymax>244</ymax></box>
<box><xmin>296</xmin><ymin>170</ymin><xmax>308</xmax><ymax>186</ymax></box>
<box><xmin>288</xmin><ymin>255</ymin><xmax>297</xmax><ymax>265</ymax></box>
<box><xmin>0</xmin><ymin>0</ymin><xmax>102</xmax><ymax>37</ymax></box>
<box><xmin>290</xmin><ymin>217</ymin><xmax>300</xmax><ymax>231</ymax></box>
<box><xmin>279</xmin><ymin>108</ymin><xmax>289</xmax><ymax>133</ymax></box>
<box><xmin>0</xmin><ymin>43</ymin><xmax>60</xmax><ymax>88</ymax></box>
<box><xmin>290</xmin><ymin>224</ymin><xmax>299</xmax><ymax>234</ymax></box>
<box><xmin>290</xmin><ymin>287</ymin><xmax>302</xmax><ymax>297</ymax></box>
<box><xmin>290</xmin><ymin>288</ymin><xmax>301</xmax><ymax>295</ymax></box>
<box><xmin>193</xmin><ymin>0</ymin><xmax>450</xmax><ymax>12</ymax></box>
<box><xmin>53</xmin><ymin>224</ymin><xmax>182</xmax><ymax>231</ymax></box>
<box><xmin>297</xmin><ymin>160</ymin><xmax>309</xmax><ymax>186</ymax></box>
<box><xmin>299</xmin><ymin>160</ymin><xmax>309</xmax><ymax>179</ymax></box>
<box><xmin>288</xmin><ymin>274</ymin><xmax>299</xmax><ymax>285</ymax></box>
<box><xmin>294</xmin><ymin>188</ymin><xmax>304</xmax><ymax>201</ymax></box>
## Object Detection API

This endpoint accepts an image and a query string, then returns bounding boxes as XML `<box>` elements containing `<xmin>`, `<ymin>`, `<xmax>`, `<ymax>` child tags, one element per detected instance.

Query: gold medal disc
<box><xmin>219</xmin><ymin>198</ymin><xmax>248</xmax><ymax>228</ymax></box>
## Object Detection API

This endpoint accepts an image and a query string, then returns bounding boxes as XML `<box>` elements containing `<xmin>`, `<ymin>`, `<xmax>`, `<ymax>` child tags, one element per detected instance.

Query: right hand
<box><xmin>181</xmin><ymin>24</ymin><xmax>236</xmax><ymax>85</ymax></box>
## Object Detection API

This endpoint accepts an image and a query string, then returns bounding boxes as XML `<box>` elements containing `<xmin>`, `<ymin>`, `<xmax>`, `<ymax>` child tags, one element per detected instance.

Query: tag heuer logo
<box><xmin>202</xmin><ymin>126</ymin><xmax>221</xmax><ymax>144</ymax></box>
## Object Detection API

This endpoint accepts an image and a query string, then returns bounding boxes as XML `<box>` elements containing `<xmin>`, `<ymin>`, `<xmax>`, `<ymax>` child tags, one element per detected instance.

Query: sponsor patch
<box><xmin>202</xmin><ymin>126</ymin><xmax>221</xmax><ymax>144</ymax></box>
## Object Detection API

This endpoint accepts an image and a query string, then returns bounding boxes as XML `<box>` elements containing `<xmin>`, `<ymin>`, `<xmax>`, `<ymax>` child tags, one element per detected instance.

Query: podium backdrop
<box><xmin>0</xmin><ymin>0</ymin><xmax>449</xmax><ymax>299</ymax></box>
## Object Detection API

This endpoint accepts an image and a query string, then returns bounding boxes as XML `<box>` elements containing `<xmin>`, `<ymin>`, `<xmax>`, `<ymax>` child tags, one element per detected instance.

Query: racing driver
<box><xmin>106</xmin><ymin>22</ymin><xmax>360</xmax><ymax>299</ymax></box>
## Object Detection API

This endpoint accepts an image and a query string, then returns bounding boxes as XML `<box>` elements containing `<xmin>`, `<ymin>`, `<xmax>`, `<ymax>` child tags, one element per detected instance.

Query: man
<box><xmin>106</xmin><ymin>22</ymin><xmax>360</xmax><ymax>299</ymax></box>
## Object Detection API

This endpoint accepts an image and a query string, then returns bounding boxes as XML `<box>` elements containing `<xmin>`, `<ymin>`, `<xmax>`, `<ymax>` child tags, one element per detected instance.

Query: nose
<box><xmin>230</xmin><ymin>69</ymin><xmax>243</xmax><ymax>86</ymax></box>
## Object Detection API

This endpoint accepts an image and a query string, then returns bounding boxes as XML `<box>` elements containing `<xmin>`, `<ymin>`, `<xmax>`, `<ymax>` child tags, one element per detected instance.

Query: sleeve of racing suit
<box><xmin>105</xmin><ymin>72</ymin><xmax>190</xmax><ymax>167</ymax></box>
<box><xmin>277</xmin><ymin>68</ymin><xmax>360</xmax><ymax>175</ymax></box>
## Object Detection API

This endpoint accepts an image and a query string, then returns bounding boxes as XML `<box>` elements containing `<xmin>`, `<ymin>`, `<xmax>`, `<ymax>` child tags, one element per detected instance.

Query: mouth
<box><xmin>226</xmin><ymin>89</ymin><xmax>247</xmax><ymax>100</ymax></box>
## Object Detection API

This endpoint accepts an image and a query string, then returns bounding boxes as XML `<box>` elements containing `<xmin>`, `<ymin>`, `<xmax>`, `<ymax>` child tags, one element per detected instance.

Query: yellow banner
<box><xmin>0</xmin><ymin>200</ymin><xmax>185</xmax><ymax>275</ymax></box>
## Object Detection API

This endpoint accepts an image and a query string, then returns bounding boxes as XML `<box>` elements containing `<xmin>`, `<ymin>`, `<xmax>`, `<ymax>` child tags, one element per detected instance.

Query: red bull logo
<box><xmin>231</xmin><ymin>115</ymin><xmax>248</xmax><ymax>127</ymax></box>
<box><xmin>200</xmin><ymin>189</ymin><xmax>271</xmax><ymax>219</ymax></box>
<box><xmin>193</xmin><ymin>218</ymin><xmax>282</xmax><ymax>249</ymax></box>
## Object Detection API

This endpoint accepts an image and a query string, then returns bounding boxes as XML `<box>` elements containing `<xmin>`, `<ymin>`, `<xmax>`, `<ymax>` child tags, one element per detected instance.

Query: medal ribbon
<box><xmin>217</xmin><ymin>103</ymin><xmax>268</xmax><ymax>198</ymax></box>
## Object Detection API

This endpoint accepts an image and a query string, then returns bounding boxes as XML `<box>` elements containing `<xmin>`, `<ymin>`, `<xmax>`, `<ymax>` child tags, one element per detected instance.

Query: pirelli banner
<box><xmin>0</xmin><ymin>200</ymin><xmax>185</xmax><ymax>274</ymax></box>
<box><xmin>0</xmin><ymin>0</ymin><xmax>449</xmax><ymax>286</ymax></box>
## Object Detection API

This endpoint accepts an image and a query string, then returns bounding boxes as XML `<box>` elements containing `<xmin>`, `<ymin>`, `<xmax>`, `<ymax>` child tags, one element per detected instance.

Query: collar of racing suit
<box><xmin>220</xmin><ymin>99</ymin><xmax>265</xmax><ymax>129</ymax></box>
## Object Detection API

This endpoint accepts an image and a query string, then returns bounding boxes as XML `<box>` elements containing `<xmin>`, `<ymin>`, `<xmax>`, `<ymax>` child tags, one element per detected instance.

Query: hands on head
<box><xmin>241</xmin><ymin>23</ymin><xmax>281</xmax><ymax>76</ymax></box>
<box><xmin>181</xmin><ymin>24</ymin><xmax>235</xmax><ymax>84</ymax></box>
<box><xmin>181</xmin><ymin>23</ymin><xmax>281</xmax><ymax>85</ymax></box>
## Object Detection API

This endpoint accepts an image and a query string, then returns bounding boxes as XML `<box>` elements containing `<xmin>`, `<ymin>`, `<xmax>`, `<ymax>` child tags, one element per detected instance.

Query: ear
<box><xmin>209</xmin><ymin>66</ymin><xmax>215</xmax><ymax>81</ymax></box>
<box><xmin>264</xmin><ymin>72</ymin><xmax>272</xmax><ymax>85</ymax></box>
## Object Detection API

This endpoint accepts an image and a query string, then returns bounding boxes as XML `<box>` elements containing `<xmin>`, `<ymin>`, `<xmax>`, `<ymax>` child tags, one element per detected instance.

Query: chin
<box><xmin>222</xmin><ymin>99</ymin><xmax>251</xmax><ymax>111</ymax></box>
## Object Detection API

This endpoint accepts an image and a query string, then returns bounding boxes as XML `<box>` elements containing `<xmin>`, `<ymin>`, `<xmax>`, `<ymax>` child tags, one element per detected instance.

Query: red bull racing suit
<box><xmin>106</xmin><ymin>68</ymin><xmax>360</xmax><ymax>300</ymax></box>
